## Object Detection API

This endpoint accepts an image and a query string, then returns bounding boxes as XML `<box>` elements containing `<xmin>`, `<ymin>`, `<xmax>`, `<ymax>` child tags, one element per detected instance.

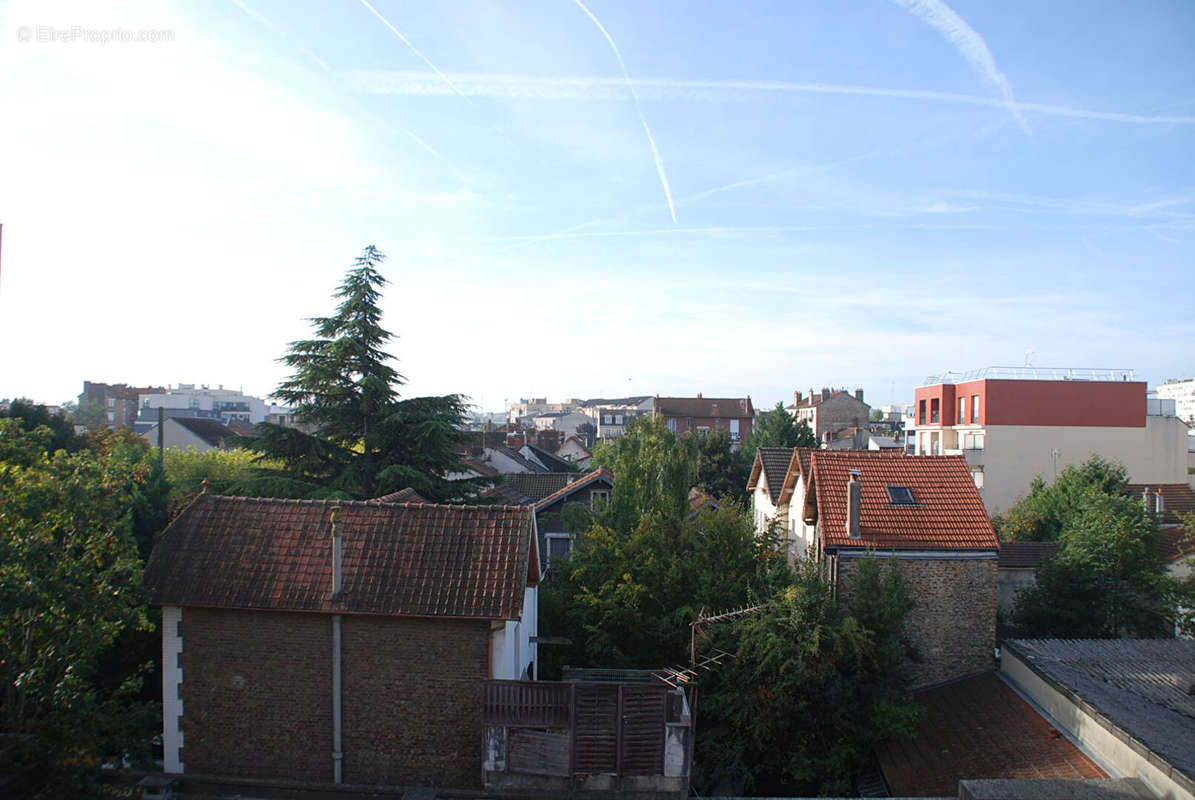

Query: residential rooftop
<box><xmin>921</xmin><ymin>367</ymin><xmax>1136</xmax><ymax>386</ymax></box>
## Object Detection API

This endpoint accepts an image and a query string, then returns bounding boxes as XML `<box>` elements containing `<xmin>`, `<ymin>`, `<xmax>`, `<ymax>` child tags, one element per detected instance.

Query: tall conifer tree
<box><xmin>246</xmin><ymin>246</ymin><xmax>470</xmax><ymax>500</ymax></box>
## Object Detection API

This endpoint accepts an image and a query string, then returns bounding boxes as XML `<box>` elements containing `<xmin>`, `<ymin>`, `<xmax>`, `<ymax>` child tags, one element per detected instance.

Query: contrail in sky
<box><xmin>229</xmin><ymin>0</ymin><xmax>331</xmax><ymax>72</ymax></box>
<box><xmin>573</xmin><ymin>0</ymin><xmax>678</xmax><ymax>224</ymax></box>
<box><xmin>358</xmin><ymin>0</ymin><xmax>470</xmax><ymax>101</ymax></box>
<box><xmin>889</xmin><ymin>0</ymin><xmax>1028</xmax><ymax>132</ymax></box>
<box><xmin>348</xmin><ymin>71</ymin><xmax>1195</xmax><ymax>126</ymax></box>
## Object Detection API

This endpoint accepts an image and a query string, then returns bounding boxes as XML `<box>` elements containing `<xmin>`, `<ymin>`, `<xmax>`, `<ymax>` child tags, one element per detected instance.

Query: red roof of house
<box><xmin>1158</xmin><ymin>525</ymin><xmax>1195</xmax><ymax>562</ymax></box>
<box><xmin>653</xmin><ymin>396</ymin><xmax>754</xmax><ymax>418</ymax></box>
<box><xmin>1127</xmin><ymin>483</ymin><xmax>1195</xmax><ymax>524</ymax></box>
<box><xmin>808</xmin><ymin>451</ymin><xmax>998</xmax><ymax>550</ymax></box>
<box><xmin>144</xmin><ymin>494</ymin><xmax>536</xmax><ymax>620</ymax></box>
<box><xmin>876</xmin><ymin>672</ymin><xmax>1106</xmax><ymax>796</ymax></box>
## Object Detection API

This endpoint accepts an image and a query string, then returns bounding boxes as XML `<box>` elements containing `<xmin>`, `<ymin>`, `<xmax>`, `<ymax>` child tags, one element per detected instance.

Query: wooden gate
<box><xmin>484</xmin><ymin>680</ymin><xmax>671</xmax><ymax>778</ymax></box>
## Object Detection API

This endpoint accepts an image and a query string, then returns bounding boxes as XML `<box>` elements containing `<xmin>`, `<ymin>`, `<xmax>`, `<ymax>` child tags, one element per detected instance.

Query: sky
<box><xmin>0</xmin><ymin>0</ymin><xmax>1192</xmax><ymax>413</ymax></box>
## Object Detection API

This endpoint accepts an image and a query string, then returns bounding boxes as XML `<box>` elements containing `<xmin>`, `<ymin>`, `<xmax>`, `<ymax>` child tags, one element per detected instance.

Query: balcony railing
<box><xmin>921</xmin><ymin>366</ymin><xmax>1135</xmax><ymax>386</ymax></box>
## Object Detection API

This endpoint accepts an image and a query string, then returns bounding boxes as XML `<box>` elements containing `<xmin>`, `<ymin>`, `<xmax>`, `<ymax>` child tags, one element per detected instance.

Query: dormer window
<box><xmin>885</xmin><ymin>486</ymin><xmax>916</xmax><ymax>506</ymax></box>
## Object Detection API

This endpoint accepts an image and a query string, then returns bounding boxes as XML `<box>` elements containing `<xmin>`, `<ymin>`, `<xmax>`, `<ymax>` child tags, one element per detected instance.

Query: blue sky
<box><xmin>0</xmin><ymin>0</ymin><xmax>1192</xmax><ymax>413</ymax></box>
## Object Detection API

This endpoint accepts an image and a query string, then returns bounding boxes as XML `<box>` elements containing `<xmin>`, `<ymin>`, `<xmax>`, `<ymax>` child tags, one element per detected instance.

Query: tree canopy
<box><xmin>745</xmin><ymin>401</ymin><xmax>818</xmax><ymax>455</ymax></box>
<box><xmin>1005</xmin><ymin>456</ymin><xmax>1179</xmax><ymax>638</ymax></box>
<box><xmin>0</xmin><ymin>420</ymin><xmax>158</xmax><ymax>786</ymax></box>
<box><xmin>244</xmin><ymin>246</ymin><xmax>472</xmax><ymax>501</ymax></box>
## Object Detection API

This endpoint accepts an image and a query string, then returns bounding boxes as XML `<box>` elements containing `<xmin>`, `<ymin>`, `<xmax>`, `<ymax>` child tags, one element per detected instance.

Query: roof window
<box><xmin>885</xmin><ymin>486</ymin><xmax>916</xmax><ymax>505</ymax></box>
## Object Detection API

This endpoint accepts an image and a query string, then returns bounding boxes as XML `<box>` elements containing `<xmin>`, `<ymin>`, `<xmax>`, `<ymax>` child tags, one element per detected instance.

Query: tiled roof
<box><xmin>1158</xmin><ymin>525</ymin><xmax>1195</xmax><ymax>561</ymax></box>
<box><xmin>535</xmin><ymin>468</ymin><xmax>614</xmax><ymax>511</ymax></box>
<box><xmin>482</xmin><ymin>485</ymin><xmax>534</xmax><ymax>506</ymax></box>
<box><xmin>503</xmin><ymin>472</ymin><xmax>577</xmax><ymax>501</ymax></box>
<box><xmin>460</xmin><ymin>456</ymin><xmax>499</xmax><ymax>478</ymax></box>
<box><xmin>372</xmin><ymin>487</ymin><xmax>429</xmax><ymax>504</ymax></box>
<box><xmin>789</xmin><ymin>389</ymin><xmax>864</xmax><ymax>410</ymax></box>
<box><xmin>144</xmin><ymin>494</ymin><xmax>536</xmax><ymax>620</ymax></box>
<box><xmin>1004</xmin><ymin>639</ymin><xmax>1195</xmax><ymax>785</ymax></box>
<box><xmin>776</xmin><ymin>447</ymin><xmax>817</xmax><ymax>507</ymax></box>
<box><xmin>998</xmin><ymin>541</ymin><xmax>1060</xmax><ymax>569</ymax></box>
<box><xmin>173</xmin><ymin>416</ymin><xmax>237</xmax><ymax>447</ymax></box>
<box><xmin>809</xmin><ymin>451</ymin><xmax>998</xmax><ymax>550</ymax></box>
<box><xmin>746</xmin><ymin>447</ymin><xmax>794</xmax><ymax>501</ymax></box>
<box><xmin>876</xmin><ymin>671</ymin><xmax>1106</xmax><ymax>797</ymax></box>
<box><xmin>1127</xmin><ymin>483</ymin><xmax>1195</xmax><ymax>524</ymax></box>
<box><xmin>523</xmin><ymin>444</ymin><xmax>574</xmax><ymax>472</ymax></box>
<box><xmin>653</xmin><ymin>396</ymin><xmax>754</xmax><ymax>418</ymax></box>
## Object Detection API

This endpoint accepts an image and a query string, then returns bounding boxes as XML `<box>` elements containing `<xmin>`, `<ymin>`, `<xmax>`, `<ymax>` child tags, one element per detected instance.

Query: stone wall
<box><xmin>178</xmin><ymin>608</ymin><xmax>489</xmax><ymax>787</ymax></box>
<box><xmin>835</xmin><ymin>553</ymin><xmax>997</xmax><ymax>688</ymax></box>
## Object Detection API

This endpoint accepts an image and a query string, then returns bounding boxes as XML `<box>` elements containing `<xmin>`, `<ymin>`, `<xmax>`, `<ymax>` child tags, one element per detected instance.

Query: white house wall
<box><xmin>975</xmin><ymin>418</ymin><xmax>1189</xmax><ymax>512</ymax></box>
<box><xmin>162</xmin><ymin>606</ymin><xmax>184</xmax><ymax>773</ymax></box>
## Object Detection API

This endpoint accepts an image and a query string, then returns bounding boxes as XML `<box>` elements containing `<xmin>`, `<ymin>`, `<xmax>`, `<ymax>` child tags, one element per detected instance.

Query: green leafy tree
<box><xmin>993</xmin><ymin>456</ymin><xmax>1130</xmax><ymax>542</ymax></box>
<box><xmin>539</xmin><ymin>501</ymin><xmax>787</xmax><ymax>676</ymax></box>
<box><xmin>244</xmin><ymin>246</ymin><xmax>472</xmax><ymax>501</ymax></box>
<box><xmin>694</xmin><ymin>426</ymin><xmax>751</xmax><ymax>502</ymax></box>
<box><xmin>161</xmin><ymin>447</ymin><xmax>286</xmax><ymax>518</ymax></box>
<box><xmin>745</xmin><ymin>402</ymin><xmax>818</xmax><ymax>456</ymax></box>
<box><xmin>590</xmin><ymin>414</ymin><xmax>699</xmax><ymax>533</ymax></box>
<box><xmin>1013</xmin><ymin>488</ymin><xmax>1171</xmax><ymax>637</ymax></box>
<box><xmin>698</xmin><ymin>557</ymin><xmax>920</xmax><ymax>795</ymax></box>
<box><xmin>69</xmin><ymin>399</ymin><xmax>109</xmax><ymax>432</ymax></box>
<box><xmin>0</xmin><ymin>420</ymin><xmax>157</xmax><ymax>784</ymax></box>
<box><xmin>1</xmin><ymin>400</ymin><xmax>84</xmax><ymax>453</ymax></box>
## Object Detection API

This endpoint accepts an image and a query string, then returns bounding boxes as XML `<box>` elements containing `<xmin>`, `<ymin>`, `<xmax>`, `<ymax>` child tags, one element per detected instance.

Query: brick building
<box><xmin>796</xmin><ymin>451</ymin><xmax>999</xmax><ymax>687</ymax></box>
<box><xmin>909</xmin><ymin>366</ymin><xmax>1190</xmax><ymax>513</ymax></box>
<box><xmin>144</xmin><ymin>495</ymin><xmax>540</xmax><ymax>789</ymax></box>
<box><xmin>651</xmin><ymin>395</ymin><xmax>754</xmax><ymax>445</ymax></box>
<box><xmin>787</xmin><ymin>387</ymin><xmax>870</xmax><ymax>444</ymax></box>
<box><xmin>78</xmin><ymin>380</ymin><xmax>165</xmax><ymax>429</ymax></box>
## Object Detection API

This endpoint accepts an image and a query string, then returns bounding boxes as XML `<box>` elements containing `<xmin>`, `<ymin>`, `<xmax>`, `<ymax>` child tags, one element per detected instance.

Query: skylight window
<box><xmin>885</xmin><ymin>486</ymin><xmax>916</xmax><ymax>506</ymax></box>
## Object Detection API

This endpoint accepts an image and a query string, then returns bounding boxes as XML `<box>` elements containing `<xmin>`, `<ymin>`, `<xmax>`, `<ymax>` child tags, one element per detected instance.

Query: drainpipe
<box><xmin>332</xmin><ymin>614</ymin><xmax>343</xmax><ymax>783</ymax></box>
<box><xmin>330</xmin><ymin>509</ymin><xmax>344</xmax><ymax>784</ymax></box>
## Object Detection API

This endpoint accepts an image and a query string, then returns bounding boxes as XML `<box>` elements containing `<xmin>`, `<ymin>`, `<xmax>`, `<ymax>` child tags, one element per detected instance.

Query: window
<box><xmin>603</xmin><ymin>414</ymin><xmax>612</xmax><ymax>425</ymax></box>
<box><xmin>667</xmin><ymin>418</ymin><xmax>677</xmax><ymax>433</ymax></box>
<box><xmin>958</xmin><ymin>397</ymin><xmax>965</xmax><ymax>424</ymax></box>
<box><xmin>971</xmin><ymin>394</ymin><xmax>980</xmax><ymax>424</ymax></box>
<box><xmin>885</xmin><ymin>486</ymin><xmax>916</xmax><ymax>505</ymax></box>
<box><xmin>106</xmin><ymin>397</ymin><xmax>116</xmax><ymax>408</ymax></box>
<box><xmin>615</xmin><ymin>414</ymin><xmax>623</xmax><ymax>425</ymax></box>
<box><xmin>930</xmin><ymin>398</ymin><xmax>940</xmax><ymax>424</ymax></box>
<box><xmin>729</xmin><ymin>418</ymin><xmax>740</xmax><ymax>440</ymax></box>
<box><xmin>971</xmin><ymin>468</ymin><xmax>984</xmax><ymax>489</ymax></box>
<box><xmin>918</xmin><ymin>399</ymin><xmax>926</xmax><ymax>425</ymax></box>
<box><xmin>107</xmin><ymin>411</ymin><xmax>115</xmax><ymax>423</ymax></box>
<box><xmin>696</xmin><ymin>426</ymin><xmax>710</xmax><ymax>436</ymax></box>
<box><xmin>546</xmin><ymin>534</ymin><xmax>573</xmax><ymax>564</ymax></box>
<box><xmin>590</xmin><ymin>489</ymin><xmax>609</xmax><ymax>507</ymax></box>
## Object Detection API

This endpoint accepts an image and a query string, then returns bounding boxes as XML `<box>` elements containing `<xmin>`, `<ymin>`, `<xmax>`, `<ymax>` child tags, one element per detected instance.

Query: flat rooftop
<box><xmin>921</xmin><ymin>367</ymin><xmax>1135</xmax><ymax>386</ymax></box>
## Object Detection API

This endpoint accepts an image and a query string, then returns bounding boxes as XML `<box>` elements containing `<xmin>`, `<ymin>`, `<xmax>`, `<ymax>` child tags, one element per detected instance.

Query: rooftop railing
<box><xmin>921</xmin><ymin>367</ymin><xmax>1135</xmax><ymax>386</ymax></box>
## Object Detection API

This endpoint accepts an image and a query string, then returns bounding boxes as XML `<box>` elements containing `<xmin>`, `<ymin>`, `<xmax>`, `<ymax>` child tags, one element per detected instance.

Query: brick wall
<box><xmin>179</xmin><ymin>608</ymin><xmax>333</xmax><ymax>781</ymax></box>
<box><xmin>178</xmin><ymin>608</ymin><xmax>490</xmax><ymax>788</ymax></box>
<box><xmin>835</xmin><ymin>554</ymin><xmax>997</xmax><ymax>688</ymax></box>
<box><xmin>342</xmin><ymin>615</ymin><xmax>489</xmax><ymax>787</ymax></box>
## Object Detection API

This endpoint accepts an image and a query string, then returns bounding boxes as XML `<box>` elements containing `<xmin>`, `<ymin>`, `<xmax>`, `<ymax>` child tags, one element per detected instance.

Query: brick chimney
<box><xmin>846</xmin><ymin>470</ymin><xmax>862</xmax><ymax>539</ymax></box>
<box><xmin>793</xmin><ymin>390</ymin><xmax>802</xmax><ymax>405</ymax></box>
<box><xmin>855</xmin><ymin>388</ymin><xmax>864</xmax><ymax>402</ymax></box>
<box><xmin>330</xmin><ymin>508</ymin><xmax>343</xmax><ymax>596</ymax></box>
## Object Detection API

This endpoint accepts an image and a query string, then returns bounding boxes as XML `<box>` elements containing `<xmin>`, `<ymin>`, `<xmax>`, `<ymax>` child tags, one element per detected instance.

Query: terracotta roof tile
<box><xmin>1157</xmin><ymin>525</ymin><xmax>1195</xmax><ymax>562</ymax></box>
<box><xmin>810</xmin><ymin>451</ymin><xmax>998</xmax><ymax>550</ymax></box>
<box><xmin>653</xmin><ymin>396</ymin><xmax>754</xmax><ymax>418</ymax></box>
<box><xmin>144</xmin><ymin>494</ymin><xmax>535</xmax><ymax>620</ymax></box>
<box><xmin>1127</xmin><ymin>483</ymin><xmax>1195</xmax><ymax>524</ymax></box>
<box><xmin>372</xmin><ymin>487</ymin><xmax>429</xmax><ymax>504</ymax></box>
<box><xmin>876</xmin><ymin>672</ymin><xmax>1106</xmax><ymax>796</ymax></box>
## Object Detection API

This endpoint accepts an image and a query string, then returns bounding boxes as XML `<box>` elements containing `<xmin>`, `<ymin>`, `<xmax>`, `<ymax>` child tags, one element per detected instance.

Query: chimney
<box><xmin>1142</xmin><ymin>487</ymin><xmax>1152</xmax><ymax>510</ymax></box>
<box><xmin>855</xmin><ymin>388</ymin><xmax>864</xmax><ymax>402</ymax></box>
<box><xmin>1157</xmin><ymin>487</ymin><xmax>1164</xmax><ymax>514</ymax></box>
<box><xmin>697</xmin><ymin>392</ymin><xmax>702</xmax><ymax>398</ymax></box>
<box><xmin>793</xmin><ymin>390</ymin><xmax>802</xmax><ymax>405</ymax></box>
<box><xmin>846</xmin><ymin>470</ymin><xmax>862</xmax><ymax>539</ymax></box>
<box><xmin>330</xmin><ymin>508</ymin><xmax>343</xmax><ymax>596</ymax></box>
